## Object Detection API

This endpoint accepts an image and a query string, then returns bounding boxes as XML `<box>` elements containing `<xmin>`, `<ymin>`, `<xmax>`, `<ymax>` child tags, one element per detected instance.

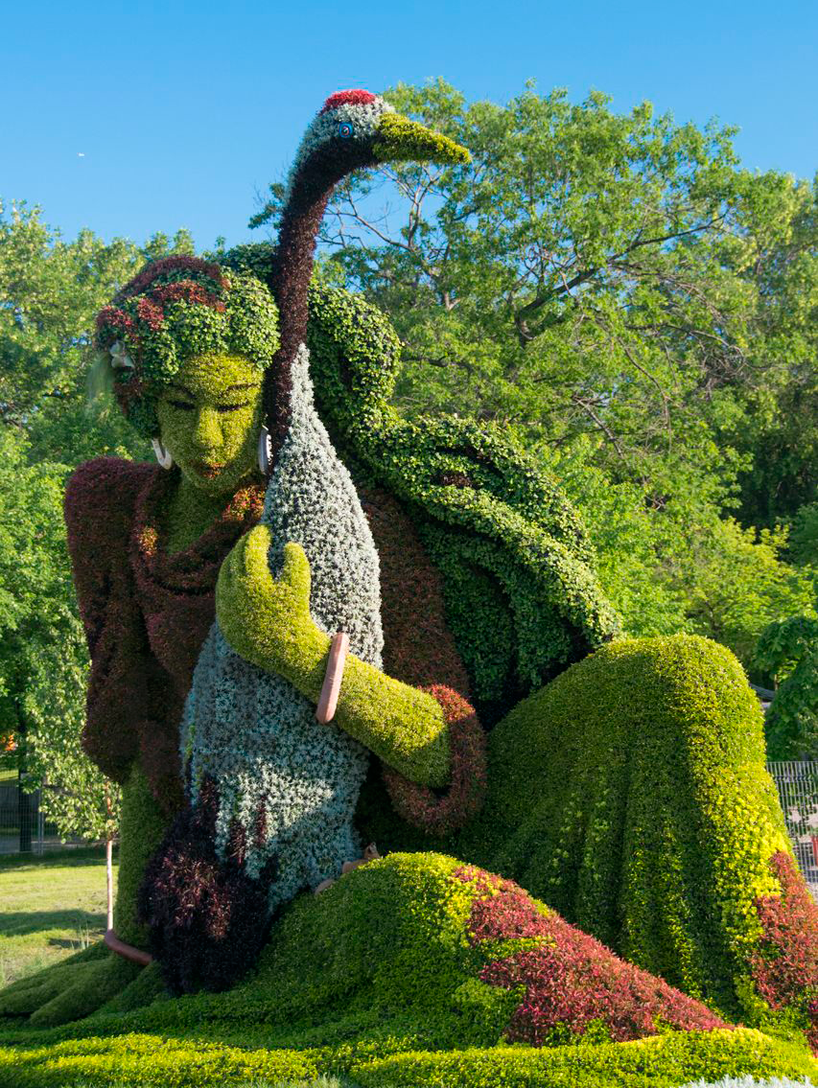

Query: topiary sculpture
<box><xmin>2</xmin><ymin>89</ymin><xmax>818</xmax><ymax>1088</ymax></box>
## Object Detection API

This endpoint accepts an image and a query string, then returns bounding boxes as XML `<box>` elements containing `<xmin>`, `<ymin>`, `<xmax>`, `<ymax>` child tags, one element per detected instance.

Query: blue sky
<box><xmin>1</xmin><ymin>0</ymin><xmax>815</xmax><ymax>252</ymax></box>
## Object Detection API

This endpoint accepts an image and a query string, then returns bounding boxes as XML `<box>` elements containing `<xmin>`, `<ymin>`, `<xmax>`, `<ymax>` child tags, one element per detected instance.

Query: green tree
<box><xmin>539</xmin><ymin>436</ymin><xmax>816</xmax><ymax>663</ymax></box>
<box><xmin>755</xmin><ymin>577</ymin><xmax>818</xmax><ymax>760</ymax></box>
<box><xmin>0</xmin><ymin>199</ymin><xmax>195</xmax><ymax>467</ymax></box>
<box><xmin>0</xmin><ymin>427</ymin><xmax>120</xmax><ymax>841</ymax></box>
<box><xmin>790</xmin><ymin>502</ymin><xmax>818</xmax><ymax>566</ymax></box>
<box><xmin>255</xmin><ymin>78</ymin><xmax>748</xmax><ymax>489</ymax></box>
<box><xmin>719</xmin><ymin>175</ymin><xmax>818</xmax><ymax>529</ymax></box>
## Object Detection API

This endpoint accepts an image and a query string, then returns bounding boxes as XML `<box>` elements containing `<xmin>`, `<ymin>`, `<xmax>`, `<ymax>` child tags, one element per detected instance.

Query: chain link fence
<box><xmin>766</xmin><ymin>760</ymin><xmax>818</xmax><ymax>900</ymax></box>
<box><xmin>0</xmin><ymin>777</ymin><xmax>88</xmax><ymax>855</ymax></box>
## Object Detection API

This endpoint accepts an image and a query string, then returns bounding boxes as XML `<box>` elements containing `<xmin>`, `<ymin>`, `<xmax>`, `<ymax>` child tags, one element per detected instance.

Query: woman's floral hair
<box><xmin>93</xmin><ymin>255</ymin><xmax>280</xmax><ymax>438</ymax></box>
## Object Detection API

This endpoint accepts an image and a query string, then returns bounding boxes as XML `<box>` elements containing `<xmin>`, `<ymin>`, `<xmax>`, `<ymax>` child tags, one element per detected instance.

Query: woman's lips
<box><xmin>192</xmin><ymin>461</ymin><xmax>224</xmax><ymax>479</ymax></box>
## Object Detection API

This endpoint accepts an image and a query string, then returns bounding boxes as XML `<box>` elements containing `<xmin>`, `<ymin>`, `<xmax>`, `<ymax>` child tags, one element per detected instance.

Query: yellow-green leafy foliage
<box><xmin>352</xmin><ymin>1029</ymin><xmax>818</xmax><ymax>1088</ymax></box>
<box><xmin>452</xmin><ymin>634</ymin><xmax>792</xmax><ymax>1021</ymax></box>
<box><xmin>372</xmin><ymin>112</ymin><xmax>471</xmax><ymax>166</ymax></box>
<box><xmin>0</xmin><ymin>1027</ymin><xmax>815</xmax><ymax>1088</ymax></box>
<box><xmin>0</xmin><ymin>1034</ymin><xmax>321</xmax><ymax>1088</ymax></box>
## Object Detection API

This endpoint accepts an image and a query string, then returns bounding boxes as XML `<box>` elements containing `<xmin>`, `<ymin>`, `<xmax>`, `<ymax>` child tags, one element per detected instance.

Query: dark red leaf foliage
<box><xmin>751</xmin><ymin>850</ymin><xmax>818</xmax><ymax>1049</ymax></box>
<box><xmin>64</xmin><ymin>457</ymin><xmax>264</xmax><ymax>815</ymax></box>
<box><xmin>362</xmin><ymin>488</ymin><xmax>488</xmax><ymax>836</ymax></box>
<box><xmin>452</xmin><ymin>864</ymin><xmax>728</xmax><ymax>1046</ymax></box>
<box><xmin>136</xmin><ymin>774</ymin><xmax>279</xmax><ymax>996</ymax></box>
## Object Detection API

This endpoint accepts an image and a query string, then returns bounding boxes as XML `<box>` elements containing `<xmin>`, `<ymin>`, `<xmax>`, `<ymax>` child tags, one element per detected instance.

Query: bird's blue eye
<box><xmin>338</xmin><ymin>121</ymin><xmax>354</xmax><ymax>139</ymax></box>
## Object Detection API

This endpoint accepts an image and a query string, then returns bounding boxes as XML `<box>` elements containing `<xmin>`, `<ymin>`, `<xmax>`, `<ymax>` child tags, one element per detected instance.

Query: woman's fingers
<box><xmin>280</xmin><ymin>542</ymin><xmax>311</xmax><ymax>604</ymax></box>
<box><xmin>243</xmin><ymin>525</ymin><xmax>273</xmax><ymax>575</ymax></box>
<box><xmin>217</xmin><ymin>530</ymin><xmax>312</xmax><ymax>662</ymax></box>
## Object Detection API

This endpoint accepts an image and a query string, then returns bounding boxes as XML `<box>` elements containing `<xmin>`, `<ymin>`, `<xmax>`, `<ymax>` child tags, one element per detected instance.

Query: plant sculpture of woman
<box><xmin>2</xmin><ymin>90</ymin><xmax>818</xmax><ymax>1087</ymax></box>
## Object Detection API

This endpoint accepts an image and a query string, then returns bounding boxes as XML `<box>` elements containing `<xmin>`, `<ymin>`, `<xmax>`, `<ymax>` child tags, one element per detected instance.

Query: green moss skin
<box><xmin>113</xmin><ymin>763</ymin><xmax>175</xmax><ymax>949</ymax></box>
<box><xmin>154</xmin><ymin>353</ymin><xmax>264</xmax><ymax>535</ymax></box>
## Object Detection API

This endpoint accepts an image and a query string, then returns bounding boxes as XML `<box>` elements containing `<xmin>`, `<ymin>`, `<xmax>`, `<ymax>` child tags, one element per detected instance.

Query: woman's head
<box><xmin>94</xmin><ymin>256</ymin><xmax>278</xmax><ymax>476</ymax></box>
<box><xmin>93</xmin><ymin>255</ymin><xmax>278</xmax><ymax>492</ymax></box>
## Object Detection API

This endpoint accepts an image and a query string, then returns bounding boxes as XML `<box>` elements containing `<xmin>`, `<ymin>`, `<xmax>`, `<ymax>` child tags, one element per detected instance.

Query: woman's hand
<box><xmin>216</xmin><ymin>525</ymin><xmax>330</xmax><ymax>690</ymax></box>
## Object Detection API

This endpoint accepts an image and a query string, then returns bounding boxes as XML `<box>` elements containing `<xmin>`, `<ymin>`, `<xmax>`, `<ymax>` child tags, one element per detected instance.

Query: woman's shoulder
<box><xmin>64</xmin><ymin>456</ymin><xmax>158</xmax><ymax>545</ymax></box>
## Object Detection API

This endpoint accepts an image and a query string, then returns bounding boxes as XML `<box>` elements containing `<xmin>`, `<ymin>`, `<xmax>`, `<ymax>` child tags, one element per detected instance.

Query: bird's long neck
<box><xmin>265</xmin><ymin>143</ymin><xmax>373</xmax><ymax>464</ymax></box>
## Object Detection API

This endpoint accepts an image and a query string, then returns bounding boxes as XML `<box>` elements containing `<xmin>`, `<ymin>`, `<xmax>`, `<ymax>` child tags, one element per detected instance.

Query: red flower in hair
<box><xmin>95</xmin><ymin>306</ymin><xmax>137</xmax><ymax>346</ymax></box>
<box><xmin>152</xmin><ymin>280</ymin><xmax>226</xmax><ymax>313</ymax></box>
<box><xmin>136</xmin><ymin>297</ymin><xmax>164</xmax><ymax>332</ymax></box>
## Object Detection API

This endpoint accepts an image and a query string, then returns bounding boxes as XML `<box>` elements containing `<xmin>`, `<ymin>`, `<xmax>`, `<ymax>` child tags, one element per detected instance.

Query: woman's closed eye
<box><xmin>165</xmin><ymin>400</ymin><xmax>252</xmax><ymax>412</ymax></box>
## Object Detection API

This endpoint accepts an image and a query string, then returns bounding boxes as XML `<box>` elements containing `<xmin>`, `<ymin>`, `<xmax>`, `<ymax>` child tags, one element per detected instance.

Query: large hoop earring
<box><xmin>258</xmin><ymin>424</ymin><xmax>272</xmax><ymax>475</ymax></box>
<box><xmin>151</xmin><ymin>438</ymin><xmax>173</xmax><ymax>470</ymax></box>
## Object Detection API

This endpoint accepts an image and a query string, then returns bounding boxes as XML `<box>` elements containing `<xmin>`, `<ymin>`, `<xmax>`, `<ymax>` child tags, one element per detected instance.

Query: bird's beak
<box><xmin>372</xmin><ymin>113</ymin><xmax>470</xmax><ymax>166</ymax></box>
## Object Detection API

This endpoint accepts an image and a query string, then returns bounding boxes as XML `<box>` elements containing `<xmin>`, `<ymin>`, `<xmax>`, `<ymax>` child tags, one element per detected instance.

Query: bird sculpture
<box><xmin>136</xmin><ymin>90</ymin><xmax>471</xmax><ymax>994</ymax></box>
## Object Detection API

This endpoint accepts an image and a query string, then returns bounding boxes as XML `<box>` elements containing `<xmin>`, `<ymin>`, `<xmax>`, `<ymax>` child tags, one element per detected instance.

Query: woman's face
<box><xmin>155</xmin><ymin>353</ymin><xmax>264</xmax><ymax>495</ymax></box>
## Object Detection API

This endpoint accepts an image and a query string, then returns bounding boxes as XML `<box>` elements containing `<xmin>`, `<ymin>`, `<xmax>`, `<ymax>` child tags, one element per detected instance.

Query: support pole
<box><xmin>17</xmin><ymin>714</ymin><xmax>31</xmax><ymax>854</ymax></box>
<box><xmin>105</xmin><ymin>782</ymin><xmax>113</xmax><ymax>931</ymax></box>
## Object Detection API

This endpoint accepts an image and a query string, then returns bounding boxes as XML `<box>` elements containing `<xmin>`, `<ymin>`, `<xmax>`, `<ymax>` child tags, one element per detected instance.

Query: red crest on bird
<box><xmin>320</xmin><ymin>89</ymin><xmax>377</xmax><ymax>113</ymax></box>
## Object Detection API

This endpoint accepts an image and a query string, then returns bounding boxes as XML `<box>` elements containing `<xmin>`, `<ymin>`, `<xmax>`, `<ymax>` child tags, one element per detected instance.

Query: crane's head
<box><xmin>283</xmin><ymin>88</ymin><xmax>470</xmax><ymax>204</ymax></box>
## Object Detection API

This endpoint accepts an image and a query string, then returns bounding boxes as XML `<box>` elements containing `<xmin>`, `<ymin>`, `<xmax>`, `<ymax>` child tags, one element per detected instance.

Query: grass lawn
<box><xmin>0</xmin><ymin>846</ymin><xmax>112</xmax><ymax>989</ymax></box>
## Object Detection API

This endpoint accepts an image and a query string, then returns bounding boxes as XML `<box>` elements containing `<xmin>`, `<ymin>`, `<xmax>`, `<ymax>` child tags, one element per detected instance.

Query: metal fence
<box><xmin>766</xmin><ymin>760</ymin><xmax>818</xmax><ymax>898</ymax></box>
<box><xmin>0</xmin><ymin>779</ymin><xmax>87</xmax><ymax>855</ymax></box>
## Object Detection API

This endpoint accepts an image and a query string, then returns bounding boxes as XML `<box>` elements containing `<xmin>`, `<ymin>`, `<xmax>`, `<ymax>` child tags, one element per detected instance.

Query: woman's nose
<box><xmin>191</xmin><ymin>407</ymin><xmax>222</xmax><ymax>450</ymax></box>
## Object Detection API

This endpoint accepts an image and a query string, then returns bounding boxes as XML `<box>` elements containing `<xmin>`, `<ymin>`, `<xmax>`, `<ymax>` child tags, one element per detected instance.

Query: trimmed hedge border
<box><xmin>0</xmin><ymin>1027</ymin><xmax>816</xmax><ymax>1088</ymax></box>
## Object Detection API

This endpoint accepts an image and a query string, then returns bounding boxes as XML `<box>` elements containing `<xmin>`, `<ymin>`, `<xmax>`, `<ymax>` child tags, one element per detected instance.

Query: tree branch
<box><xmin>513</xmin><ymin>215</ymin><xmax>726</xmax><ymax>345</ymax></box>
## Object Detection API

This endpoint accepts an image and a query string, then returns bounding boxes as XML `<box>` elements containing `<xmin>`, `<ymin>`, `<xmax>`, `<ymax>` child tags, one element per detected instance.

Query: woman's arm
<box><xmin>282</xmin><ymin>624</ymin><xmax>452</xmax><ymax>789</ymax></box>
<box><xmin>216</xmin><ymin>530</ymin><xmax>451</xmax><ymax>788</ymax></box>
<box><xmin>64</xmin><ymin>458</ymin><xmax>149</xmax><ymax>784</ymax></box>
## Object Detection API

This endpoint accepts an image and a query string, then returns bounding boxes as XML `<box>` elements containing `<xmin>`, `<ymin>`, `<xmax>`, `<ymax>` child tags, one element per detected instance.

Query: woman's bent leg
<box><xmin>5</xmin><ymin>846</ymin><xmax>817</xmax><ymax>1081</ymax></box>
<box><xmin>455</xmin><ymin>634</ymin><xmax>803</xmax><ymax>1021</ymax></box>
